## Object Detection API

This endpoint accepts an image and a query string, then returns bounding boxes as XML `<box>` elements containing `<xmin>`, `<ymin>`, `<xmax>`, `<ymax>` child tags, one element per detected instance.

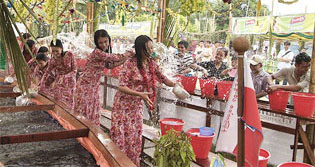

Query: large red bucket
<box><xmin>177</xmin><ymin>76</ymin><xmax>197</xmax><ymax>94</ymax></box>
<box><xmin>277</xmin><ymin>162</ymin><xmax>313</xmax><ymax>167</ymax></box>
<box><xmin>217</xmin><ymin>81</ymin><xmax>233</xmax><ymax>100</ymax></box>
<box><xmin>269</xmin><ymin>90</ymin><xmax>290</xmax><ymax>111</ymax></box>
<box><xmin>159</xmin><ymin>118</ymin><xmax>184</xmax><ymax>136</ymax></box>
<box><xmin>258</xmin><ymin>148</ymin><xmax>271</xmax><ymax>167</ymax></box>
<box><xmin>110</xmin><ymin>65</ymin><xmax>122</xmax><ymax>78</ymax></box>
<box><xmin>199</xmin><ymin>79</ymin><xmax>216</xmax><ymax>98</ymax></box>
<box><xmin>292</xmin><ymin>92</ymin><xmax>315</xmax><ymax>117</ymax></box>
<box><xmin>186</xmin><ymin>128</ymin><xmax>215</xmax><ymax>159</ymax></box>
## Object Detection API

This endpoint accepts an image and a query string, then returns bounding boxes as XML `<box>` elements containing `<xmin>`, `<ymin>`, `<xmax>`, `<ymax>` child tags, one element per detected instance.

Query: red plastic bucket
<box><xmin>199</xmin><ymin>79</ymin><xmax>216</xmax><ymax>98</ymax></box>
<box><xmin>258</xmin><ymin>148</ymin><xmax>271</xmax><ymax>167</ymax></box>
<box><xmin>186</xmin><ymin>128</ymin><xmax>215</xmax><ymax>159</ymax></box>
<box><xmin>269</xmin><ymin>90</ymin><xmax>290</xmax><ymax>111</ymax></box>
<box><xmin>110</xmin><ymin>65</ymin><xmax>122</xmax><ymax>78</ymax></box>
<box><xmin>177</xmin><ymin>76</ymin><xmax>197</xmax><ymax>94</ymax></box>
<box><xmin>292</xmin><ymin>92</ymin><xmax>315</xmax><ymax>117</ymax></box>
<box><xmin>159</xmin><ymin>118</ymin><xmax>184</xmax><ymax>136</ymax></box>
<box><xmin>217</xmin><ymin>81</ymin><xmax>233</xmax><ymax>100</ymax></box>
<box><xmin>277</xmin><ymin>162</ymin><xmax>313</xmax><ymax>167</ymax></box>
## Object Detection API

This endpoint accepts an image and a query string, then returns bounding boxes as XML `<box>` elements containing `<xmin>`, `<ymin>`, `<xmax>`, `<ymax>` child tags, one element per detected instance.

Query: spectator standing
<box><xmin>276</xmin><ymin>41</ymin><xmax>294</xmax><ymax>85</ymax></box>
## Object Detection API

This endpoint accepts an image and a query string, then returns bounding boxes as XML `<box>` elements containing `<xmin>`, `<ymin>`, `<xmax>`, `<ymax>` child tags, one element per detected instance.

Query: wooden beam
<box><xmin>0</xmin><ymin>84</ymin><xmax>15</xmax><ymax>90</ymax></box>
<box><xmin>298</xmin><ymin>124</ymin><xmax>315</xmax><ymax>165</ymax></box>
<box><xmin>261</xmin><ymin>121</ymin><xmax>295</xmax><ymax>135</ymax></box>
<box><xmin>0</xmin><ymin>128</ymin><xmax>89</xmax><ymax>145</ymax></box>
<box><xmin>0</xmin><ymin>92</ymin><xmax>21</xmax><ymax>98</ymax></box>
<box><xmin>290</xmin><ymin>144</ymin><xmax>315</xmax><ymax>150</ymax></box>
<box><xmin>0</xmin><ymin>104</ymin><xmax>55</xmax><ymax>113</ymax></box>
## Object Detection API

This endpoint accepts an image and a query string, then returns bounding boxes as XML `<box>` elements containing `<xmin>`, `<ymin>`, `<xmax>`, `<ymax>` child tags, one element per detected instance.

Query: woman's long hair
<box><xmin>134</xmin><ymin>35</ymin><xmax>152</xmax><ymax>70</ymax></box>
<box><xmin>94</xmin><ymin>29</ymin><xmax>112</xmax><ymax>53</ymax></box>
<box><xmin>23</xmin><ymin>39</ymin><xmax>35</xmax><ymax>54</ymax></box>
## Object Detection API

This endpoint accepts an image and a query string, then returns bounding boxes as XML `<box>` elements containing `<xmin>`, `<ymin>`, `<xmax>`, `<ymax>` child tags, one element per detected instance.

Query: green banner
<box><xmin>100</xmin><ymin>21</ymin><xmax>153</xmax><ymax>37</ymax></box>
<box><xmin>273</xmin><ymin>14</ymin><xmax>315</xmax><ymax>33</ymax></box>
<box><xmin>232</xmin><ymin>16</ymin><xmax>271</xmax><ymax>34</ymax></box>
<box><xmin>0</xmin><ymin>40</ymin><xmax>6</xmax><ymax>70</ymax></box>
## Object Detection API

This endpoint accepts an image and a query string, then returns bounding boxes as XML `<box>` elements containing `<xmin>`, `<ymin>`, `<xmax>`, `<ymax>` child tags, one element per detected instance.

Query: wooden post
<box><xmin>87</xmin><ymin>2</ymin><xmax>94</xmax><ymax>35</ymax></box>
<box><xmin>304</xmin><ymin>22</ymin><xmax>315</xmax><ymax>164</ymax></box>
<box><xmin>233</xmin><ymin>37</ymin><xmax>250</xmax><ymax>167</ymax></box>
<box><xmin>157</xmin><ymin>0</ymin><xmax>166</xmax><ymax>43</ymax></box>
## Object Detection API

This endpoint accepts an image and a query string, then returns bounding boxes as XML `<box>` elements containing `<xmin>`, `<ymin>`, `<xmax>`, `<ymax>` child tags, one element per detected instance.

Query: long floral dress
<box><xmin>40</xmin><ymin>51</ymin><xmax>77</xmax><ymax>109</ymax></box>
<box><xmin>111</xmin><ymin>57</ymin><xmax>167</xmax><ymax>166</ymax></box>
<box><xmin>74</xmin><ymin>48</ymin><xmax>128</xmax><ymax>126</ymax></box>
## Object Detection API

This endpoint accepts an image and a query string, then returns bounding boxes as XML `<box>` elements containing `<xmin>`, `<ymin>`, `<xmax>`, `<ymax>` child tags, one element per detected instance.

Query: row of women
<box><xmin>28</xmin><ymin>29</ymin><xmax>178</xmax><ymax>166</ymax></box>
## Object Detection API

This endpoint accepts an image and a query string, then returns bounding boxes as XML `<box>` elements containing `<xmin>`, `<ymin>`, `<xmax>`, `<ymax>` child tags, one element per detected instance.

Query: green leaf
<box><xmin>180</xmin><ymin>151</ymin><xmax>186</xmax><ymax>162</ymax></box>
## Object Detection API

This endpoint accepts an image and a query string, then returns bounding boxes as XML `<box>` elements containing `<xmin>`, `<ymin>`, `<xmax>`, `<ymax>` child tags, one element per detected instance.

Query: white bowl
<box><xmin>172</xmin><ymin>84</ymin><xmax>190</xmax><ymax>100</ymax></box>
<box><xmin>4</xmin><ymin>77</ymin><xmax>14</xmax><ymax>84</ymax></box>
<box><xmin>13</xmin><ymin>86</ymin><xmax>21</xmax><ymax>93</ymax></box>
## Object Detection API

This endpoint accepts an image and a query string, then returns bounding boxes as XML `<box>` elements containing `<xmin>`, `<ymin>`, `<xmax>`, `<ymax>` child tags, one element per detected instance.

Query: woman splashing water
<box><xmin>39</xmin><ymin>39</ymin><xmax>77</xmax><ymax>109</ymax></box>
<box><xmin>74</xmin><ymin>29</ymin><xmax>132</xmax><ymax>126</ymax></box>
<box><xmin>111</xmin><ymin>35</ymin><xmax>178</xmax><ymax>166</ymax></box>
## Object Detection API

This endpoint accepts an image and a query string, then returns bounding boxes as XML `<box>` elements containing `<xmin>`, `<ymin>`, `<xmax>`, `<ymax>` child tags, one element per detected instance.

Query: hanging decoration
<box><xmin>52</xmin><ymin>0</ymin><xmax>60</xmax><ymax>44</ymax></box>
<box><xmin>207</xmin><ymin>0</ymin><xmax>243</xmax><ymax>16</ymax></box>
<box><xmin>278</xmin><ymin>0</ymin><xmax>299</xmax><ymax>4</ymax></box>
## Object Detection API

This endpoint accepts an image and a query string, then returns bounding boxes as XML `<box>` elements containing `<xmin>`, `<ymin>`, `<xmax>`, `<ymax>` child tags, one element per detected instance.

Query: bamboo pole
<box><xmin>304</xmin><ymin>22</ymin><xmax>315</xmax><ymax>164</ymax></box>
<box><xmin>233</xmin><ymin>37</ymin><xmax>250</xmax><ymax>167</ymax></box>
<box><xmin>87</xmin><ymin>2</ymin><xmax>94</xmax><ymax>35</ymax></box>
<box><xmin>157</xmin><ymin>0</ymin><xmax>166</xmax><ymax>43</ymax></box>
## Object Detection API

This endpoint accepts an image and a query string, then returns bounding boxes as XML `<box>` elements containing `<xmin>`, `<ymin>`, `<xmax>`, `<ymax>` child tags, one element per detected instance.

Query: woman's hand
<box><xmin>125</xmin><ymin>49</ymin><xmax>135</xmax><ymax>57</ymax></box>
<box><xmin>202</xmin><ymin>69</ymin><xmax>208</xmax><ymax>76</ymax></box>
<box><xmin>139</xmin><ymin>92</ymin><xmax>153</xmax><ymax>109</ymax></box>
<box><xmin>175</xmin><ymin>82</ymin><xmax>184</xmax><ymax>88</ymax></box>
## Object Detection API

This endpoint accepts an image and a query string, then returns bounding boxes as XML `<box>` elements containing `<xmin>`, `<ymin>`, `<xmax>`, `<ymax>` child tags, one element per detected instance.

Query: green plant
<box><xmin>153</xmin><ymin>129</ymin><xmax>196</xmax><ymax>167</ymax></box>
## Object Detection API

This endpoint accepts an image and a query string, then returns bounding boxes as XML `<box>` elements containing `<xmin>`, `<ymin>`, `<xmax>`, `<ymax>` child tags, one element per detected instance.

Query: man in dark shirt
<box><xmin>198</xmin><ymin>48</ymin><xmax>227</xmax><ymax>78</ymax></box>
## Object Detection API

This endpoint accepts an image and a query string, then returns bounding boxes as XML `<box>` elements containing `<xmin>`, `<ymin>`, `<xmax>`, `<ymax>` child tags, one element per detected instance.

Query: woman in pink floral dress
<box><xmin>74</xmin><ymin>29</ymin><xmax>132</xmax><ymax>126</ymax></box>
<box><xmin>111</xmin><ymin>35</ymin><xmax>177</xmax><ymax>166</ymax></box>
<box><xmin>40</xmin><ymin>39</ymin><xmax>77</xmax><ymax>109</ymax></box>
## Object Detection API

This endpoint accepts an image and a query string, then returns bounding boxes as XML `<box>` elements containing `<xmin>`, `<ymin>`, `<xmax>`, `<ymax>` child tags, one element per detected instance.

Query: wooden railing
<box><xmin>102</xmin><ymin>75</ymin><xmax>315</xmax><ymax>165</ymax></box>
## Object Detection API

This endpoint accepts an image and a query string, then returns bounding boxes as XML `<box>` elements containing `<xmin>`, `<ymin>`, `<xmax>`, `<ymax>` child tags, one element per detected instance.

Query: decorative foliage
<box><xmin>153</xmin><ymin>129</ymin><xmax>195</xmax><ymax>167</ymax></box>
<box><xmin>0</xmin><ymin>1</ymin><xmax>30</xmax><ymax>93</ymax></box>
<box><xmin>44</xmin><ymin>0</ymin><xmax>64</xmax><ymax>23</ymax></box>
<box><xmin>13</xmin><ymin>0</ymin><xmax>36</xmax><ymax>22</ymax></box>
<box><xmin>179</xmin><ymin>0</ymin><xmax>205</xmax><ymax>16</ymax></box>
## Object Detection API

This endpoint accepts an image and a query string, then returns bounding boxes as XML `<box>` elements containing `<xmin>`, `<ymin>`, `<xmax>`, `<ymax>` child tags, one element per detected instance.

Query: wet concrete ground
<box><xmin>0</xmin><ymin>98</ymin><xmax>98</xmax><ymax>167</ymax></box>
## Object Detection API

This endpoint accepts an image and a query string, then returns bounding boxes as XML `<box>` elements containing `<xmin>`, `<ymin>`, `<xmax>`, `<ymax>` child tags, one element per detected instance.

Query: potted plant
<box><xmin>153</xmin><ymin>129</ymin><xmax>195</xmax><ymax>167</ymax></box>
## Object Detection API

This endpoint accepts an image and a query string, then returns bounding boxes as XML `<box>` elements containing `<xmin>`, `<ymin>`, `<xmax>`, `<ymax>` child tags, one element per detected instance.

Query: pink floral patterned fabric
<box><xmin>27</xmin><ymin>59</ymin><xmax>37</xmax><ymax>74</ymax></box>
<box><xmin>111</xmin><ymin>57</ymin><xmax>166</xmax><ymax>166</ymax></box>
<box><xmin>74</xmin><ymin>48</ymin><xmax>126</xmax><ymax>126</ymax></box>
<box><xmin>33</xmin><ymin>64</ymin><xmax>48</xmax><ymax>87</ymax></box>
<box><xmin>40</xmin><ymin>51</ymin><xmax>77</xmax><ymax>109</ymax></box>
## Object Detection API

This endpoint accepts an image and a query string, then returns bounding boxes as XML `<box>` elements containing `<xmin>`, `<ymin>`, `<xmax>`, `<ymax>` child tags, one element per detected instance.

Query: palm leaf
<box><xmin>0</xmin><ymin>0</ymin><xmax>29</xmax><ymax>94</ymax></box>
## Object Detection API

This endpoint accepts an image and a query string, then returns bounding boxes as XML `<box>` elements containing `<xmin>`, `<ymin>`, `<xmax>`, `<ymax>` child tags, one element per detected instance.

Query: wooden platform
<box><xmin>0</xmin><ymin>94</ymin><xmax>136</xmax><ymax>167</ymax></box>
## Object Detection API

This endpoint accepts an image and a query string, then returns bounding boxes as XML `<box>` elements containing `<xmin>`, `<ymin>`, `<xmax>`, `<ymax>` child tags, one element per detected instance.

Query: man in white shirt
<box><xmin>276</xmin><ymin>41</ymin><xmax>294</xmax><ymax>85</ymax></box>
